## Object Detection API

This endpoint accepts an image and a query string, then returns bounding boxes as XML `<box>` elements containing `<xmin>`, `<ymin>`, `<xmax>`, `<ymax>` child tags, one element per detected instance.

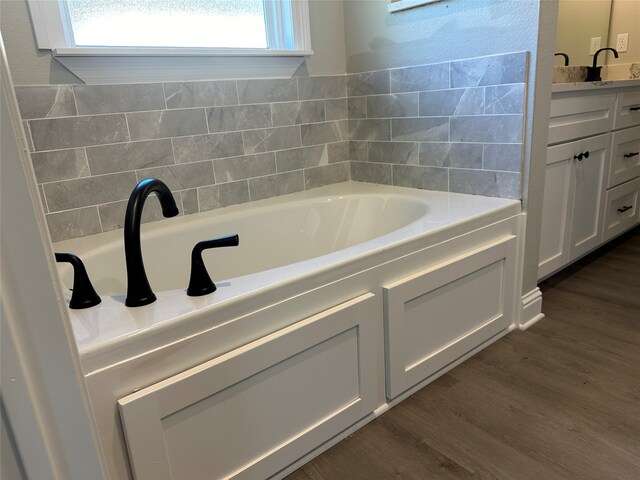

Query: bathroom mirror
<box><xmin>555</xmin><ymin>0</ymin><xmax>612</xmax><ymax>66</ymax></box>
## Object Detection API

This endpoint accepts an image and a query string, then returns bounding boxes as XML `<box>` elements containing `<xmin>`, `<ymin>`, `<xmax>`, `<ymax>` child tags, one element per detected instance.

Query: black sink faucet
<box><xmin>555</xmin><ymin>52</ymin><xmax>569</xmax><ymax>66</ymax></box>
<box><xmin>586</xmin><ymin>47</ymin><xmax>619</xmax><ymax>82</ymax></box>
<box><xmin>124</xmin><ymin>178</ymin><xmax>179</xmax><ymax>307</ymax></box>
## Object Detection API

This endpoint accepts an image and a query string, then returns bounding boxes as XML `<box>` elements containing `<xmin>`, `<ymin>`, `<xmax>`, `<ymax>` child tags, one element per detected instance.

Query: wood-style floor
<box><xmin>286</xmin><ymin>227</ymin><xmax>640</xmax><ymax>480</ymax></box>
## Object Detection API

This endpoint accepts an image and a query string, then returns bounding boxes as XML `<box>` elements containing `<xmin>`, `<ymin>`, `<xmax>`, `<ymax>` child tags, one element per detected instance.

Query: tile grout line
<box><xmin>95</xmin><ymin>204</ymin><xmax>105</xmax><ymax>234</ymax></box>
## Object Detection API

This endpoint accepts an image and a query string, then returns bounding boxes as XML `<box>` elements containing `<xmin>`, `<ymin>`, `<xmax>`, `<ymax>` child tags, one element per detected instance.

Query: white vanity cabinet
<box><xmin>539</xmin><ymin>84</ymin><xmax>640</xmax><ymax>280</ymax></box>
<box><xmin>538</xmin><ymin>134</ymin><xmax>609</xmax><ymax>278</ymax></box>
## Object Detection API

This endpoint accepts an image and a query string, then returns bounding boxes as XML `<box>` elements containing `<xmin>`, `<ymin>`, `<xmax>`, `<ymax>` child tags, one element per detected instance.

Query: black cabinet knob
<box><xmin>623</xmin><ymin>152</ymin><xmax>639</xmax><ymax>159</ymax></box>
<box><xmin>617</xmin><ymin>205</ymin><xmax>633</xmax><ymax>213</ymax></box>
<box><xmin>573</xmin><ymin>151</ymin><xmax>589</xmax><ymax>161</ymax></box>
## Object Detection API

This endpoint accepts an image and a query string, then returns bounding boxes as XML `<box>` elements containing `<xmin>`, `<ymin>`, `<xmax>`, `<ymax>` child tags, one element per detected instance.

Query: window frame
<box><xmin>28</xmin><ymin>0</ymin><xmax>313</xmax><ymax>56</ymax></box>
<box><xmin>27</xmin><ymin>0</ymin><xmax>313</xmax><ymax>84</ymax></box>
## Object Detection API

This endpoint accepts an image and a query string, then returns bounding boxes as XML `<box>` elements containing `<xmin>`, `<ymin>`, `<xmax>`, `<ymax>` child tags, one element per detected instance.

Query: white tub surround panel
<box><xmin>384</xmin><ymin>235</ymin><xmax>516</xmax><ymax>398</ymax></box>
<box><xmin>118</xmin><ymin>293</ymin><xmax>378</xmax><ymax>480</ymax></box>
<box><xmin>60</xmin><ymin>183</ymin><xmax>521</xmax><ymax>479</ymax></box>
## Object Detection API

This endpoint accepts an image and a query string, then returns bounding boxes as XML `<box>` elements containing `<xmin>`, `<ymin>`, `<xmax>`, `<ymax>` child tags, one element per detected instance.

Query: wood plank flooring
<box><xmin>286</xmin><ymin>227</ymin><xmax>640</xmax><ymax>480</ymax></box>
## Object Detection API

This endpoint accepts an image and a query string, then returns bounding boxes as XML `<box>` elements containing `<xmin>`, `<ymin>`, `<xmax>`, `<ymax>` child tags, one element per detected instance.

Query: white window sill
<box><xmin>52</xmin><ymin>49</ymin><xmax>313</xmax><ymax>84</ymax></box>
<box><xmin>53</xmin><ymin>47</ymin><xmax>314</xmax><ymax>57</ymax></box>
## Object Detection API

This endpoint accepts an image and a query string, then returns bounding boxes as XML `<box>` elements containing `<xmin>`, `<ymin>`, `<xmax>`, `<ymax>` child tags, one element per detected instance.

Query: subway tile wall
<box><xmin>17</xmin><ymin>77</ymin><xmax>350</xmax><ymax>241</ymax></box>
<box><xmin>348</xmin><ymin>52</ymin><xmax>527</xmax><ymax>199</ymax></box>
<box><xmin>16</xmin><ymin>51</ymin><xmax>527</xmax><ymax>242</ymax></box>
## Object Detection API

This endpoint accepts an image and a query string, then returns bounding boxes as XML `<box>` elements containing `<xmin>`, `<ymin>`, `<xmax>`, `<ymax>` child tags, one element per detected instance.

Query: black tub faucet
<box><xmin>586</xmin><ymin>48</ymin><xmax>619</xmax><ymax>82</ymax></box>
<box><xmin>124</xmin><ymin>178</ymin><xmax>179</xmax><ymax>307</ymax></box>
<box><xmin>55</xmin><ymin>252</ymin><xmax>101</xmax><ymax>309</ymax></box>
<box><xmin>555</xmin><ymin>53</ymin><xmax>569</xmax><ymax>66</ymax></box>
<box><xmin>187</xmin><ymin>234</ymin><xmax>240</xmax><ymax>297</ymax></box>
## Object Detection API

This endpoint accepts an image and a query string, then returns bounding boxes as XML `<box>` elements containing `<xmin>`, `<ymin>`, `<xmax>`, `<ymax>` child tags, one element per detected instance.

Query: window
<box><xmin>66</xmin><ymin>1</ymin><xmax>269</xmax><ymax>49</ymax></box>
<box><xmin>27</xmin><ymin>0</ymin><xmax>312</xmax><ymax>83</ymax></box>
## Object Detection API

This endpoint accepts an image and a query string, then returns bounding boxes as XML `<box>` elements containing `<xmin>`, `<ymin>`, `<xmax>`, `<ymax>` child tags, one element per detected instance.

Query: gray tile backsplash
<box><xmin>20</xmin><ymin>51</ymin><xmax>526</xmax><ymax>241</ymax></box>
<box><xmin>15</xmin><ymin>86</ymin><xmax>77</xmax><ymax>119</ymax></box>
<box><xmin>172</xmin><ymin>132</ymin><xmax>244</xmax><ymax>163</ymax></box>
<box><xmin>86</xmin><ymin>139</ymin><xmax>174</xmax><ymax>174</ymax></box>
<box><xmin>163</xmin><ymin>80</ymin><xmax>238</xmax><ymax>108</ymax></box>
<box><xmin>30</xmin><ymin>114</ymin><xmax>129</xmax><ymax>150</ymax></box>
<box><xmin>30</xmin><ymin>148</ymin><xmax>89</xmax><ymax>183</ymax></box>
<box><xmin>73</xmin><ymin>83</ymin><xmax>166</xmax><ymax>115</ymax></box>
<box><xmin>127</xmin><ymin>109</ymin><xmax>208</xmax><ymax>141</ymax></box>
<box><xmin>207</xmin><ymin>104</ymin><xmax>272</xmax><ymax>132</ymax></box>
<box><xmin>345</xmin><ymin>51</ymin><xmax>526</xmax><ymax>201</ymax></box>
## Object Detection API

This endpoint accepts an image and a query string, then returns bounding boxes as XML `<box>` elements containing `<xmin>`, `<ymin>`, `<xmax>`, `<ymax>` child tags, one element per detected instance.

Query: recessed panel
<box><xmin>404</xmin><ymin>260</ymin><xmax>504</xmax><ymax>369</ymax></box>
<box><xmin>161</xmin><ymin>329</ymin><xmax>359</xmax><ymax>479</ymax></box>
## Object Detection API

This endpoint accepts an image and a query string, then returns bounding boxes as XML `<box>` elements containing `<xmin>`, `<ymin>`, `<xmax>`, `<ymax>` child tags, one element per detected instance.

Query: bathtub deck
<box><xmin>286</xmin><ymin>227</ymin><xmax>640</xmax><ymax>480</ymax></box>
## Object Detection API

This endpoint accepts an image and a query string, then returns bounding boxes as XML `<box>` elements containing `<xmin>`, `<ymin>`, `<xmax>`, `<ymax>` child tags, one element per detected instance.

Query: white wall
<box><xmin>0</xmin><ymin>0</ymin><xmax>347</xmax><ymax>85</ymax></box>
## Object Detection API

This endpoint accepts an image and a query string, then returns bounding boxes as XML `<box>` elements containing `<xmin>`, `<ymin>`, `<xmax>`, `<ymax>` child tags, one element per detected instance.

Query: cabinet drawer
<box><xmin>603</xmin><ymin>178</ymin><xmax>640</xmax><ymax>242</ymax></box>
<box><xmin>549</xmin><ymin>94</ymin><xmax>616</xmax><ymax>144</ymax></box>
<box><xmin>608</xmin><ymin>126</ymin><xmax>640</xmax><ymax>188</ymax></box>
<box><xmin>384</xmin><ymin>236</ymin><xmax>516</xmax><ymax>399</ymax></box>
<box><xmin>118</xmin><ymin>293</ymin><xmax>379</xmax><ymax>480</ymax></box>
<box><xmin>614</xmin><ymin>92</ymin><xmax>640</xmax><ymax>130</ymax></box>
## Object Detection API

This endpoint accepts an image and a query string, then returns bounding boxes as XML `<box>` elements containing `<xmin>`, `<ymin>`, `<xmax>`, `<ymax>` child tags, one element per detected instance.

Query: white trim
<box><xmin>54</xmin><ymin>55</ymin><xmax>307</xmax><ymax>84</ymax></box>
<box><xmin>520</xmin><ymin>287</ymin><xmax>545</xmax><ymax>330</ymax></box>
<box><xmin>1</xmin><ymin>36</ymin><xmax>107</xmax><ymax>479</ymax></box>
<box><xmin>26</xmin><ymin>0</ymin><xmax>68</xmax><ymax>49</ymax></box>
<box><xmin>265</xmin><ymin>0</ymin><xmax>287</xmax><ymax>50</ymax></box>
<box><xmin>53</xmin><ymin>47</ymin><xmax>312</xmax><ymax>57</ymax></box>
<box><xmin>388</xmin><ymin>0</ymin><xmax>446</xmax><ymax>13</ymax></box>
<box><xmin>29</xmin><ymin>0</ymin><xmax>312</xmax><ymax>55</ymax></box>
<box><xmin>291</xmin><ymin>0</ymin><xmax>313</xmax><ymax>52</ymax></box>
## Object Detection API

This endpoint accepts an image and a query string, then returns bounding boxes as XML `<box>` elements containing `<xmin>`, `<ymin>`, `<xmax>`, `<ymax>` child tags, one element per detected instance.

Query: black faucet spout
<box><xmin>586</xmin><ymin>48</ymin><xmax>619</xmax><ymax>81</ymax></box>
<box><xmin>555</xmin><ymin>52</ymin><xmax>569</xmax><ymax>66</ymax></box>
<box><xmin>124</xmin><ymin>178</ymin><xmax>179</xmax><ymax>307</ymax></box>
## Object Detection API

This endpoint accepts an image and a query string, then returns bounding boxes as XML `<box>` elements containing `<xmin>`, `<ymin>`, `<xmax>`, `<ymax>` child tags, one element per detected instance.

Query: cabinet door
<box><xmin>538</xmin><ymin>133</ymin><xmax>610</xmax><ymax>279</ymax></box>
<box><xmin>568</xmin><ymin>134</ymin><xmax>610</xmax><ymax>261</ymax></box>
<box><xmin>384</xmin><ymin>236</ymin><xmax>516</xmax><ymax>399</ymax></box>
<box><xmin>538</xmin><ymin>144</ymin><xmax>573</xmax><ymax>279</ymax></box>
<box><xmin>118</xmin><ymin>293</ymin><xmax>379</xmax><ymax>480</ymax></box>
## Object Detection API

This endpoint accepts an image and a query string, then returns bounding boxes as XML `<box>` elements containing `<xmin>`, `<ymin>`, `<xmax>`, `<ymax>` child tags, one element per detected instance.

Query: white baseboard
<box><xmin>520</xmin><ymin>287</ymin><xmax>544</xmax><ymax>330</ymax></box>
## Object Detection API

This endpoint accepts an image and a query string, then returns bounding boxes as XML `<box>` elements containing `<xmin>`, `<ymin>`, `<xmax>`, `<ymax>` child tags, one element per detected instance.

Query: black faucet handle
<box><xmin>55</xmin><ymin>252</ymin><xmax>101</xmax><ymax>309</ymax></box>
<box><xmin>187</xmin><ymin>234</ymin><xmax>240</xmax><ymax>297</ymax></box>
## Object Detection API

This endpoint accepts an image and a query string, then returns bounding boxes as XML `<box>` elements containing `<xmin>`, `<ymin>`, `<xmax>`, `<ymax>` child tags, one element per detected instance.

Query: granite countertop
<box><xmin>552</xmin><ymin>78</ymin><xmax>640</xmax><ymax>93</ymax></box>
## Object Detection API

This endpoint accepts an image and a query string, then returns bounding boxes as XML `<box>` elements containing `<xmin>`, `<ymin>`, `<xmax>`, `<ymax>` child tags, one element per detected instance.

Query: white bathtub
<box><xmin>58</xmin><ymin>181</ymin><xmax>522</xmax><ymax>480</ymax></box>
<box><xmin>58</xmin><ymin>184</ymin><xmax>430</xmax><ymax>295</ymax></box>
<box><xmin>55</xmin><ymin>181</ymin><xmax>520</xmax><ymax>368</ymax></box>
